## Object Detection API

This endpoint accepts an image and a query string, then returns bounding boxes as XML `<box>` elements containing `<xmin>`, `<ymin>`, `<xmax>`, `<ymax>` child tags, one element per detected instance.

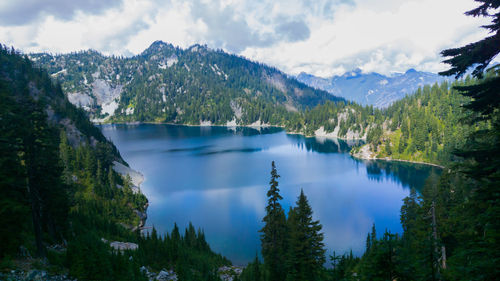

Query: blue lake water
<box><xmin>101</xmin><ymin>124</ymin><xmax>440</xmax><ymax>265</ymax></box>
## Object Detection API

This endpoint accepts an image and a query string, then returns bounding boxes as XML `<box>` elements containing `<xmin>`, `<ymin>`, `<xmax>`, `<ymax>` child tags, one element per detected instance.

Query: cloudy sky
<box><xmin>0</xmin><ymin>0</ymin><xmax>491</xmax><ymax>77</ymax></box>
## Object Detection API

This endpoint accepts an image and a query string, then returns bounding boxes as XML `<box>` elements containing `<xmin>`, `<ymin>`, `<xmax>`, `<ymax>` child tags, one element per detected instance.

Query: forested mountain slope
<box><xmin>0</xmin><ymin>46</ymin><xmax>230</xmax><ymax>280</ymax></box>
<box><xmin>350</xmin><ymin>73</ymin><xmax>494</xmax><ymax>166</ymax></box>
<box><xmin>280</xmin><ymin>74</ymin><xmax>494</xmax><ymax>167</ymax></box>
<box><xmin>30</xmin><ymin>41</ymin><xmax>342</xmax><ymax>125</ymax></box>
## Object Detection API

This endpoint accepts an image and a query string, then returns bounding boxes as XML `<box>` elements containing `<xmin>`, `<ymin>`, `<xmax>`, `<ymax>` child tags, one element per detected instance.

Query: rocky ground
<box><xmin>1</xmin><ymin>265</ymin><xmax>244</xmax><ymax>281</ymax></box>
<box><xmin>0</xmin><ymin>270</ymin><xmax>75</xmax><ymax>281</ymax></box>
<box><xmin>139</xmin><ymin>265</ymin><xmax>244</xmax><ymax>281</ymax></box>
<box><xmin>350</xmin><ymin>144</ymin><xmax>377</xmax><ymax>159</ymax></box>
<box><xmin>218</xmin><ymin>266</ymin><xmax>244</xmax><ymax>281</ymax></box>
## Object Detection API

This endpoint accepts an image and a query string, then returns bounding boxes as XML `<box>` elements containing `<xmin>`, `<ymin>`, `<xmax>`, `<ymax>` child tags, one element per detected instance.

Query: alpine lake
<box><xmin>101</xmin><ymin>124</ymin><xmax>440</xmax><ymax>265</ymax></box>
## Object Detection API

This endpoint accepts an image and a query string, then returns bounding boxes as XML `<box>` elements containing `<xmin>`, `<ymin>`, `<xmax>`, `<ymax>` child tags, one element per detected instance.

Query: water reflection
<box><xmin>165</xmin><ymin>145</ymin><xmax>213</xmax><ymax>153</ymax></box>
<box><xmin>101</xmin><ymin>124</ymin><xmax>282</xmax><ymax>140</ymax></box>
<box><xmin>195</xmin><ymin>147</ymin><xmax>262</xmax><ymax>156</ymax></box>
<box><xmin>286</xmin><ymin>134</ymin><xmax>363</xmax><ymax>154</ymax></box>
<box><xmin>101</xmin><ymin>124</ymin><xmax>438</xmax><ymax>265</ymax></box>
<box><xmin>285</xmin><ymin>134</ymin><xmax>441</xmax><ymax>192</ymax></box>
<box><xmin>362</xmin><ymin>160</ymin><xmax>442</xmax><ymax>191</ymax></box>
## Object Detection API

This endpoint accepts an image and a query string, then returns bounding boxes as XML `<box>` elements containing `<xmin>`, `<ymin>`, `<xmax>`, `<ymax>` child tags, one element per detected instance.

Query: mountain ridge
<box><xmin>297</xmin><ymin>68</ymin><xmax>448</xmax><ymax>107</ymax></box>
<box><xmin>30</xmin><ymin>40</ymin><xmax>343</xmax><ymax>125</ymax></box>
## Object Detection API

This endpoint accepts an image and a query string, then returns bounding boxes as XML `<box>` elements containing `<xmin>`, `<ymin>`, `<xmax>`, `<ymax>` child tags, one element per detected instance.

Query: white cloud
<box><xmin>0</xmin><ymin>0</ymin><xmax>492</xmax><ymax>76</ymax></box>
<box><xmin>241</xmin><ymin>0</ymin><xmax>491</xmax><ymax>76</ymax></box>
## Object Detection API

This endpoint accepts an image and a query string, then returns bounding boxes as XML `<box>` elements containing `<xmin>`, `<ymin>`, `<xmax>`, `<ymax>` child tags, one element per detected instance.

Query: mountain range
<box><xmin>30</xmin><ymin>41</ymin><xmax>451</xmax><ymax>123</ymax></box>
<box><xmin>30</xmin><ymin>41</ymin><xmax>341</xmax><ymax>125</ymax></box>
<box><xmin>296</xmin><ymin>68</ymin><xmax>448</xmax><ymax>107</ymax></box>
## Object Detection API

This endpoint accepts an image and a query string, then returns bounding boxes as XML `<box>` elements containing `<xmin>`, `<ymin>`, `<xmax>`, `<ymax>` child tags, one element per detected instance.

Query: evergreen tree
<box><xmin>329</xmin><ymin>250</ymin><xmax>359</xmax><ymax>281</ymax></box>
<box><xmin>358</xmin><ymin>226</ymin><xmax>398</xmax><ymax>281</ymax></box>
<box><xmin>286</xmin><ymin>189</ymin><xmax>326</xmax><ymax>281</ymax></box>
<box><xmin>370</xmin><ymin>223</ymin><xmax>377</xmax><ymax>245</ymax></box>
<box><xmin>365</xmin><ymin>234</ymin><xmax>371</xmax><ymax>253</ymax></box>
<box><xmin>252</xmin><ymin>255</ymin><xmax>262</xmax><ymax>281</ymax></box>
<box><xmin>396</xmin><ymin>189</ymin><xmax>429</xmax><ymax>281</ymax></box>
<box><xmin>260</xmin><ymin>161</ymin><xmax>288</xmax><ymax>281</ymax></box>
<box><xmin>439</xmin><ymin>1</ymin><xmax>500</xmax><ymax>279</ymax></box>
<box><xmin>0</xmin><ymin>82</ymin><xmax>30</xmax><ymax>257</ymax></box>
<box><xmin>240</xmin><ymin>254</ymin><xmax>262</xmax><ymax>281</ymax></box>
<box><xmin>18</xmin><ymin>97</ymin><xmax>69</xmax><ymax>257</ymax></box>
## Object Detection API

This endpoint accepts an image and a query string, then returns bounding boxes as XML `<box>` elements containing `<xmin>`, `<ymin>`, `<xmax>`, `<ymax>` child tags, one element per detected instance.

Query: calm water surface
<box><xmin>101</xmin><ymin>124</ymin><xmax>439</xmax><ymax>265</ymax></box>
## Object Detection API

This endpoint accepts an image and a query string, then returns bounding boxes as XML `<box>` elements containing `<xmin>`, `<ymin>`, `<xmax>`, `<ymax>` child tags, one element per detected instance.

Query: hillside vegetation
<box><xmin>0</xmin><ymin>46</ymin><xmax>230</xmax><ymax>280</ymax></box>
<box><xmin>31</xmin><ymin>41</ymin><xmax>341</xmax><ymax>125</ymax></box>
<box><xmin>350</xmin><ymin>75</ymin><xmax>493</xmax><ymax>166</ymax></box>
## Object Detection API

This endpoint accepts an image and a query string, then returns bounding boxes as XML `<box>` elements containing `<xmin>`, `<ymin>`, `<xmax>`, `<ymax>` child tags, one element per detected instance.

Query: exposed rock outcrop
<box><xmin>140</xmin><ymin>267</ymin><xmax>178</xmax><ymax>281</ymax></box>
<box><xmin>218</xmin><ymin>266</ymin><xmax>244</xmax><ymax>281</ymax></box>
<box><xmin>111</xmin><ymin>161</ymin><xmax>148</xmax><ymax>228</ymax></box>
<box><xmin>112</xmin><ymin>161</ymin><xmax>144</xmax><ymax>191</ymax></box>
<box><xmin>0</xmin><ymin>270</ymin><xmax>76</xmax><ymax>281</ymax></box>
<box><xmin>350</xmin><ymin>144</ymin><xmax>377</xmax><ymax>160</ymax></box>
<box><xmin>101</xmin><ymin>238</ymin><xmax>139</xmax><ymax>252</ymax></box>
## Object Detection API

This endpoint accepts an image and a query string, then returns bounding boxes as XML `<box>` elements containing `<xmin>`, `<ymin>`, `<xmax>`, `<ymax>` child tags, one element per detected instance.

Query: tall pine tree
<box><xmin>286</xmin><ymin>189</ymin><xmax>326</xmax><ymax>281</ymax></box>
<box><xmin>260</xmin><ymin>161</ymin><xmax>288</xmax><ymax>281</ymax></box>
<box><xmin>0</xmin><ymin>81</ymin><xmax>30</xmax><ymax>257</ymax></box>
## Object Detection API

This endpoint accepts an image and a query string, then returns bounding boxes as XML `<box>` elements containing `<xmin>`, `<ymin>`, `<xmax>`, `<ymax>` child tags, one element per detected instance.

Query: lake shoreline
<box><xmin>357</xmin><ymin>156</ymin><xmax>445</xmax><ymax>168</ymax></box>
<box><xmin>350</xmin><ymin>142</ymin><xmax>445</xmax><ymax>168</ymax></box>
<box><xmin>99</xmin><ymin>121</ymin><xmax>443</xmax><ymax>168</ymax></box>
<box><xmin>98</xmin><ymin>121</ymin><xmax>365</xmax><ymax>141</ymax></box>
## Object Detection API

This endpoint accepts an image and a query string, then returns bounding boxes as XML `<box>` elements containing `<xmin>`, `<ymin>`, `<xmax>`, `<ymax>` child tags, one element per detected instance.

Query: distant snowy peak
<box><xmin>343</xmin><ymin>68</ymin><xmax>363</xmax><ymax>78</ymax></box>
<box><xmin>297</xmin><ymin>69</ymin><xmax>448</xmax><ymax>108</ymax></box>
